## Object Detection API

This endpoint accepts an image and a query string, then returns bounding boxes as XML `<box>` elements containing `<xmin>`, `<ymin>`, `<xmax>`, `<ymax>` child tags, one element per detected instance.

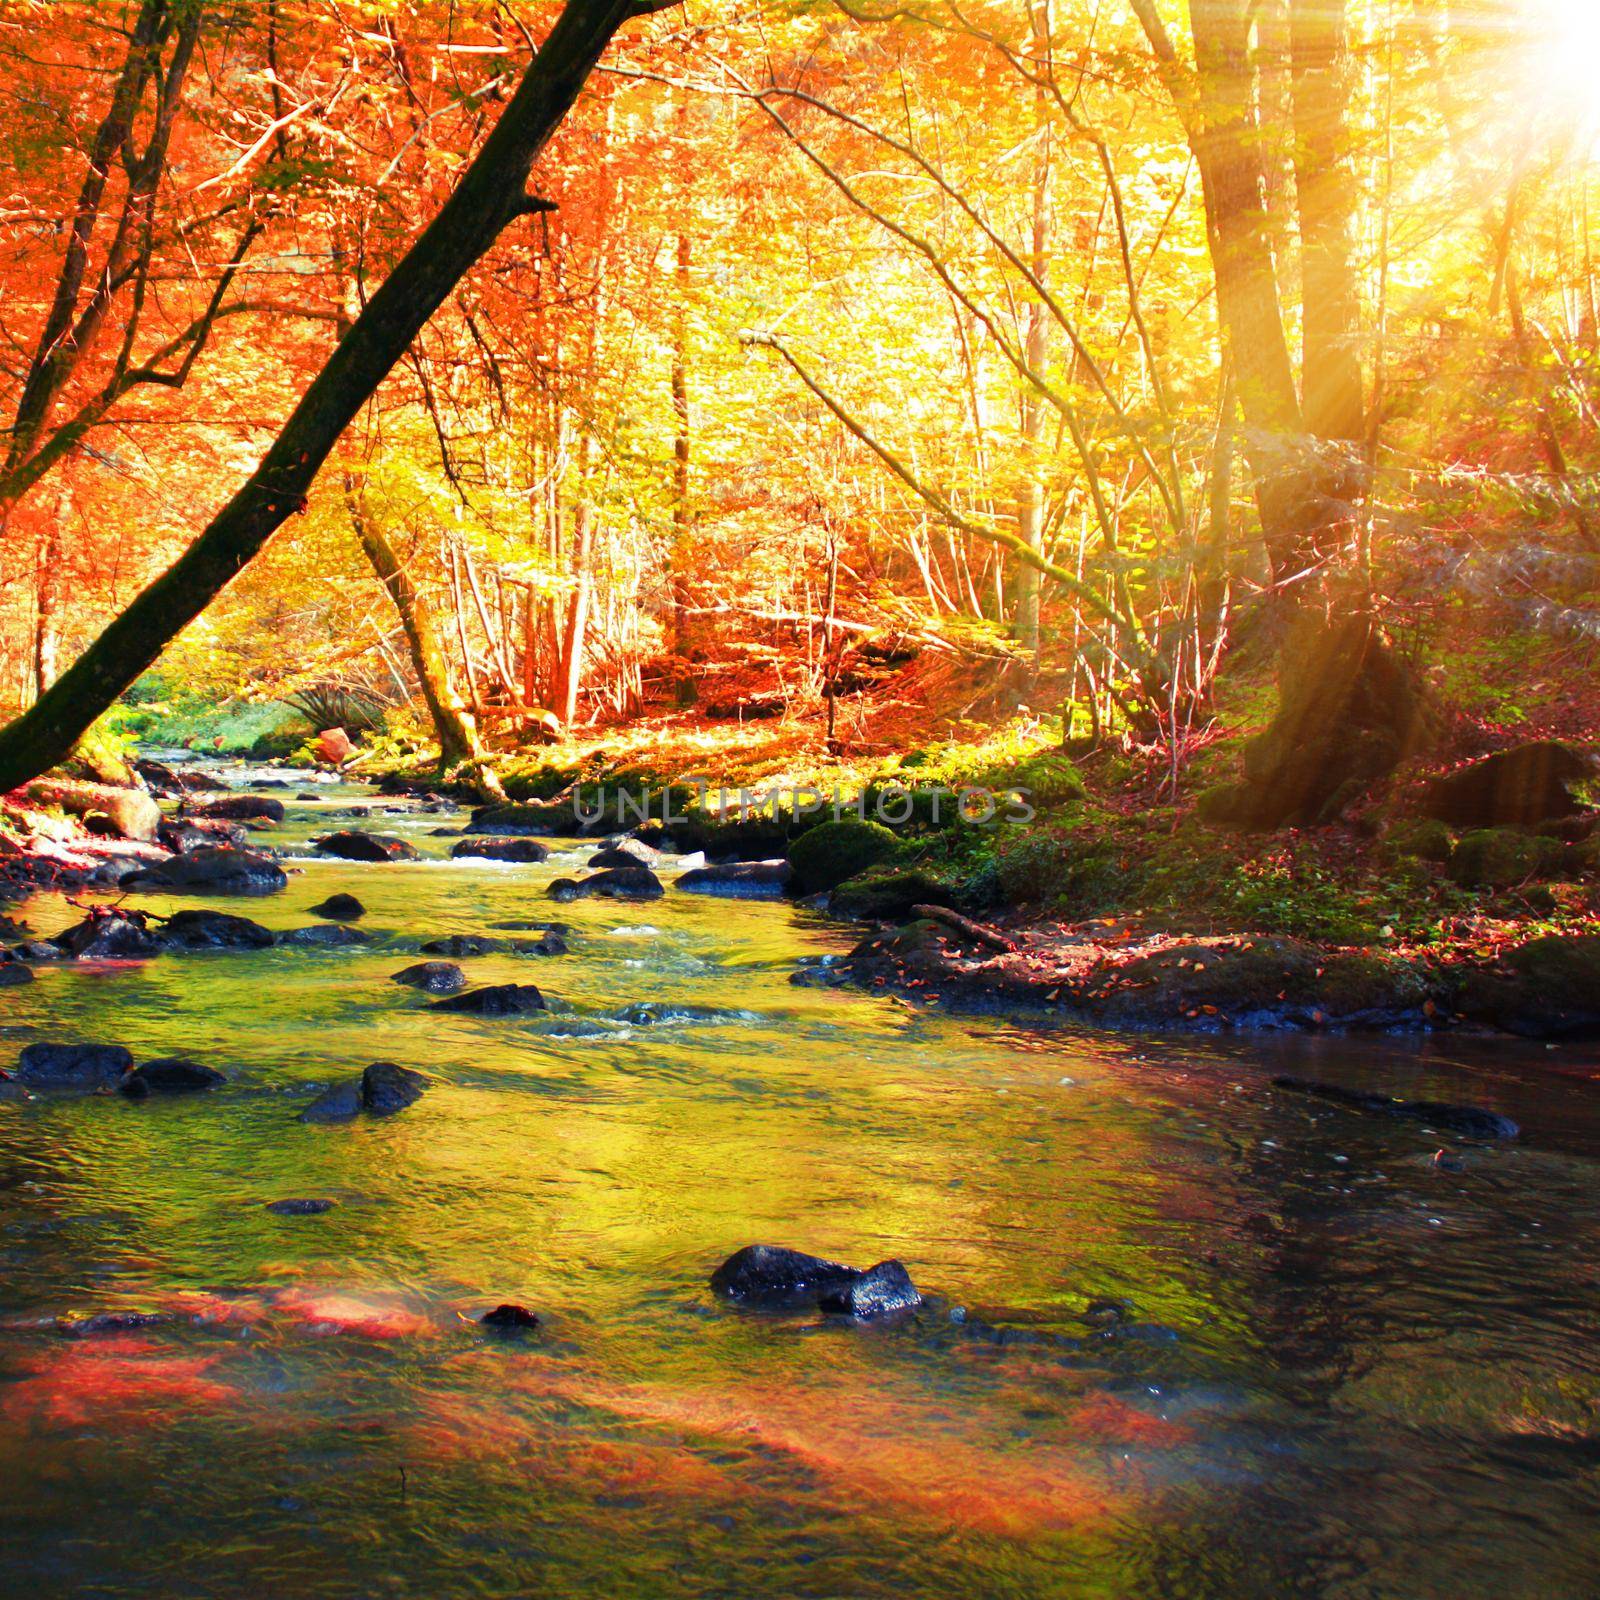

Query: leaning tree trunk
<box><xmin>0</xmin><ymin>0</ymin><xmax>677</xmax><ymax>795</ymax></box>
<box><xmin>344</xmin><ymin>475</ymin><xmax>504</xmax><ymax>801</ymax></box>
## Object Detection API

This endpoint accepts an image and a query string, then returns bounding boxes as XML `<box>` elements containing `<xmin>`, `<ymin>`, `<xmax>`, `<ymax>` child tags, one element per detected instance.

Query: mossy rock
<box><xmin>1380</xmin><ymin>817</ymin><xmax>1455</xmax><ymax>865</ymax></box>
<box><xmin>1446</xmin><ymin>827</ymin><xmax>1561</xmax><ymax>889</ymax></box>
<box><xmin>828</xmin><ymin>867</ymin><xmax>958</xmax><ymax>921</ymax></box>
<box><xmin>1459</xmin><ymin>935</ymin><xmax>1600</xmax><ymax>1038</ymax></box>
<box><xmin>788</xmin><ymin>819</ymin><xmax>902</xmax><ymax>894</ymax></box>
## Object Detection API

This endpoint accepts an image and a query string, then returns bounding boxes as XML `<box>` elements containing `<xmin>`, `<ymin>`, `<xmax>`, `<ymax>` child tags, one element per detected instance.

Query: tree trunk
<box><xmin>1290</xmin><ymin>0</ymin><xmax>1365</xmax><ymax>445</ymax></box>
<box><xmin>0</xmin><ymin>0</ymin><xmax>675</xmax><ymax>794</ymax></box>
<box><xmin>1012</xmin><ymin>0</ymin><xmax>1052</xmax><ymax>664</ymax></box>
<box><xmin>345</xmin><ymin>474</ymin><xmax>503</xmax><ymax>800</ymax></box>
<box><xmin>669</xmin><ymin>227</ymin><xmax>698</xmax><ymax>702</ymax></box>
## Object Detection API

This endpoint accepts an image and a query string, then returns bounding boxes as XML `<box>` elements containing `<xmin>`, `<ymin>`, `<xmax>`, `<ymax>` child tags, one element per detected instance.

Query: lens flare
<box><xmin>1518</xmin><ymin>0</ymin><xmax>1600</xmax><ymax>153</ymax></box>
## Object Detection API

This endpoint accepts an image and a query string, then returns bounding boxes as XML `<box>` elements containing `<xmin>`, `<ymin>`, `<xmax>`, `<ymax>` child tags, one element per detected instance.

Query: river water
<box><xmin>1</xmin><ymin>770</ymin><xmax>1597</xmax><ymax>1598</ymax></box>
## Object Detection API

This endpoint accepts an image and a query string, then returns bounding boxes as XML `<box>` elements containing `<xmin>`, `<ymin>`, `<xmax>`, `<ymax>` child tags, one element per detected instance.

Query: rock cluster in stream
<box><xmin>298</xmin><ymin>1061</ymin><xmax>430</xmax><ymax>1122</ymax></box>
<box><xmin>710</xmin><ymin>1245</ymin><xmax>922</xmax><ymax>1321</ymax></box>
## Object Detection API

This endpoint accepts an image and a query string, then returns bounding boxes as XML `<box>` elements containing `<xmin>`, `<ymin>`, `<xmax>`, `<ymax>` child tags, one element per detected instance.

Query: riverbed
<box><xmin>2</xmin><ymin>770</ymin><xmax>1597</xmax><ymax>1598</ymax></box>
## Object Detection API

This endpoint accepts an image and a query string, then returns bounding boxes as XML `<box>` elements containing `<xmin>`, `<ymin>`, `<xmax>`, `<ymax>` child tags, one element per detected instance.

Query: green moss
<box><xmin>1447</xmin><ymin>828</ymin><xmax>1561</xmax><ymax>889</ymax></box>
<box><xmin>828</xmin><ymin>867</ymin><xmax>960</xmax><ymax>920</ymax></box>
<box><xmin>788</xmin><ymin>818</ymin><xmax>902</xmax><ymax>894</ymax></box>
<box><xmin>1380</xmin><ymin>817</ymin><xmax>1456</xmax><ymax>865</ymax></box>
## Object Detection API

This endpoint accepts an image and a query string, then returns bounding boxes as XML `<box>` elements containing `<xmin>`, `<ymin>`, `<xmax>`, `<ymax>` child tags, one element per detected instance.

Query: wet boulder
<box><xmin>120</xmin><ymin>1058</ymin><xmax>226</xmax><ymax>1096</ymax></box>
<box><xmin>160</xmin><ymin>909</ymin><xmax>275</xmax><ymax>950</ymax></box>
<box><xmin>1423</xmin><ymin>741</ymin><xmax>1596</xmax><ymax>828</ymax></box>
<box><xmin>391</xmin><ymin>961</ymin><xmax>467</xmax><ymax>994</ymax></box>
<box><xmin>514</xmin><ymin>933</ymin><xmax>568</xmax><ymax>957</ymax></box>
<box><xmin>546</xmin><ymin>866</ymin><xmax>664</xmax><ymax>903</ymax></box>
<box><xmin>312</xmin><ymin>831</ymin><xmax>421</xmax><ymax>863</ymax></box>
<box><xmin>278</xmin><ymin>924</ymin><xmax>370</xmax><ymax>947</ymax></box>
<box><xmin>189</xmin><ymin>795</ymin><xmax>285</xmax><ymax>824</ymax></box>
<box><xmin>298</xmin><ymin>1079</ymin><xmax>364</xmax><ymax>1123</ymax></box>
<box><xmin>710</xmin><ymin>1244</ymin><xmax>922</xmax><ymax>1320</ymax></box>
<box><xmin>816</xmin><ymin>1260</ymin><xmax>922</xmax><ymax>1319</ymax></box>
<box><xmin>450</xmin><ymin>837</ymin><xmax>550</xmax><ymax>863</ymax></box>
<box><xmin>158</xmin><ymin>817</ymin><xmax>249</xmax><ymax>854</ymax></box>
<box><xmin>25</xmin><ymin>778</ymin><xmax>162</xmax><ymax>843</ymax></box>
<box><xmin>588</xmin><ymin>837</ymin><xmax>660</xmax><ymax>870</ymax></box>
<box><xmin>298</xmin><ymin>1061</ymin><xmax>430</xmax><ymax>1122</ymax></box>
<box><xmin>134</xmin><ymin>758</ymin><xmax>201</xmax><ymax>797</ymax></box>
<box><xmin>266</xmin><ymin>1198</ymin><xmax>337</xmax><ymax>1216</ymax></box>
<box><xmin>123</xmin><ymin>847</ymin><xmax>287</xmax><ymax>896</ymax></box>
<box><xmin>480</xmin><ymin>1303</ymin><xmax>539</xmax><ymax>1330</ymax></box>
<box><xmin>362</xmin><ymin>1060</ymin><xmax>429</xmax><ymax>1115</ymax></box>
<box><xmin>430</xmin><ymin>983</ymin><xmax>547</xmax><ymax>1015</ymax></box>
<box><xmin>1272</xmin><ymin>1075</ymin><xmax>1518</xmax><ymax>1140</ymax></box>
<box><xmin>49</xmin><ymin>910</ymin><xmax>165</xmax><ymax>960</ymax></box>
<box><xmin>420</xmin><ymin>934</ymin><xmax>506</xmax><ymax>957</ymax></box>
<box><xmin>16</xmin><ymin>1042</ymin><xmax>134</xmax><ymax>1089</ymax></box>
<box><xmin>676</xmin><ymin>860</ymin><xmax>792</xmax><ymax>898</ymax></box>
<box><xmin>0</xmin><ymin>963</ymin><xmax>34</xmax><ymax>988</ymax></box>
<box><xmin>309</xmin><ymin>893</ymin><xmax>365</xmax><ymax>921</ymax></box>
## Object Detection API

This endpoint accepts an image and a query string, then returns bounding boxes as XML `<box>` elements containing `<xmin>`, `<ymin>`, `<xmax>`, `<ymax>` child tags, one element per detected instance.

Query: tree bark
<box><xmin>1012</xmin><ymin>0</ymin><xmax>1052</xmax><ymax>663</ymax></box>
<box><xmin>344</xmin><ymin>474</ymin><xmax>504</xmax><ymax>799</ymax></box>
<box><xmin>1290</xmin><ymin>0</ymin><xmax>1365</xmax><ymax>444</ymax></box>
<box><xmin>0</xmin><ymin>0</ymin><xmax>675</xmax><ymax>794</ymax></box>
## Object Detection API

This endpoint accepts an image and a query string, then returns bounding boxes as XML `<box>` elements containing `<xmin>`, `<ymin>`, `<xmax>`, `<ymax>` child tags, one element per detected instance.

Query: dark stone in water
<box><xmin>50</xmin><ymin>911</ymin><xmax>164</xmax><ymax>961</ymax></box>
<box><xmin>298</xmin><ymin>1061</ymin><xmax>430</xmax><ymax>1122</ymax></box>
<box><xmin>489</xmin><ymin>920</ymin><xmax>569</xmax><ymax>935</ymax></box>
<box><xmin>362</xmin><ymin>1060</ymin><xmax>428</xmax><ymax>1115</ymax></box>
<box><xmin>296</xmin><ymin>792</ymin><xmax>321</xmax><ymax>801</ymax></box>
<box><xmin>161</xmin><ymin>909</ymin><xmax>275</xmax><ymax>950</ymax></box>
<box><xmin>420</xmin><ymin>934</ymin><xmax>506</xmax><ymax>957</ymax></box>
<box><xmin>16</xmin><ymin>1042</ymin><xmax>134</xmax><ymax>1088</ymax></box>
<box><xmin>0</xmin><ymin>963</ymin><xmax>33</xmax><ymax>987</ymax></box>
<box><xmin>392</xmin><ymin>961</ymin><xmax>467</xmax><ymax>994</ymax></box>
<box><xmin>124</xmin><ymin>846</ymin><xmax>287</xmax><ymax>896</ymax></box>
<box><xmin>676</xmin><ymin>860</ymin><xmax>792</xmax><ymax>898</ymax></box>
<box><xmin>278</xmin><ymin>925</ymin><xmax>370</xmax><ymax>947</ymax></box>
<box><xmin>451</xmin><ymin>837</ymin><xmax>550</xmax><ymax>863</ymax></box>
<box><xmin>309</xmin><ymin>893</ymin><xmax>365</xmax><ymax>921</ymax></box>
<box><xmin>514</xmin><ymin>934</ymin><xmax>568</xmax><ymax>957</ymax></box>
<box><xmin>299</xmin><ymin>1080</ymin><xmax>364</xmax><ymax>1123</ymax></box>
<box><xmin>547</xmin><ymin>866</ymin><xmax>664</xmax><ymax>903</ymax></box>
<box><xmin>120</xmin><ymin>1058</ymin><xmax>225</xmax><ymax>1096</ymax></box>
<box><xmin>588</xmin><ymin>838</ymin><xmax>660</xmax><ymax>870</ymax></box>
<box><xmin>710</xmin><ymin>1244</ymin><xmax>922</xmax><ymax>1320</ymax></box>
<box><xmin>816</xmin><ymin>1260</ymin><xmax>921</xmax><ymax>1320</ymax></box>
<box><xmin>431</xmin><ymin>983</ymin><xmax>547</xmax><ymax>1015</ymax></box>
<box><xmin>190</xmin><ymin>795</ymin><xmax>285</xmax><ymax>823</ymax></box>
<box><xmin>266</xmin><ymin>1198</ymin><xmax>337</xmax><ymax>1216</ymax></box>
<box><xmin>158</xmin><ymin>817</ymin><xmax>248</xmax><ymax>854</ymax></box>
<box><xmin>480</xmin><ymin>1303</ymin><xmax>540</xmax><ymax>1330</ymax></box>
<box><xmin>312</xmin><ymin>831</ymin><xmax>421</xmax><ymax>863</ymax></box>
<box><xmin>57</xmin><ymin>1310</ymin><xmax>170</xmax><ymax>1338</ymax></box>
<box><xmin>1272</xmin><ymin>1075</ymin><xmax>1519</xmax><ymax>1140</ymax></box>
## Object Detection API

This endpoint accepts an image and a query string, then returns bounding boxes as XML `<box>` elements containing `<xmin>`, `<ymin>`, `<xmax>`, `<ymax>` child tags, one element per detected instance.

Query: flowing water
<box><xmin>1</xmin><ymin>768</ymin><xmax>1597</xmax><ymax>1598</ymax></box>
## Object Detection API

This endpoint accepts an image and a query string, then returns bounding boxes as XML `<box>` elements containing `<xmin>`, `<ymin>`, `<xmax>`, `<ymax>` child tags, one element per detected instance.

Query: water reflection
<box><xmin>0</xmin><ymin>772</ymin><xmax>1596</xmax><ymax>1596</ymax></box>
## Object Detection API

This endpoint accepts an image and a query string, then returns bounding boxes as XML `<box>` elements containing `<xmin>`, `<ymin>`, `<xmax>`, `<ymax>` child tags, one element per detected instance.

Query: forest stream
<box><xmin>2</xmin><ymin>767</ymin><xmax>1598</xmax><ymax>1600</ymax></box>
